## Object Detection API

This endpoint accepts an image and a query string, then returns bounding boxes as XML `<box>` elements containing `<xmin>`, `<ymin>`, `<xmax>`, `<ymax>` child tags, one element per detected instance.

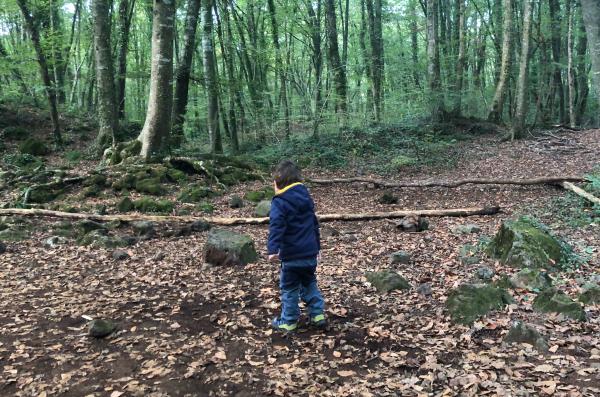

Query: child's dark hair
<box><xmin>274</xmin><ymin>160</ymin><xmax>302</xmax><ymax>189</ymax></box>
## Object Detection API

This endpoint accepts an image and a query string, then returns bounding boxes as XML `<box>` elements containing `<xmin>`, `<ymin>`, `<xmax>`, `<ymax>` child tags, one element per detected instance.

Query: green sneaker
<box><xmin>310</xmin><ymin>314</ymin><xmax>327</xmax><ymax>329</ymax></box>
<box><xmin>271</xmin><ymin>317</ymin><xmax>297</xmax><ymax>332</ymax></box>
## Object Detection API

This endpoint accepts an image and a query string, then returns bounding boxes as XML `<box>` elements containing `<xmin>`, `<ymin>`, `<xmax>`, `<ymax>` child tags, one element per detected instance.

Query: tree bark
<box><xmin>549</xmin><ymin>0</ymin><xmax>565</xmax><ymax>124</ymax></box>
<box><xmin>580</xmin><ymin>0</ymin><xmax>600</xmax><ymax>124</ymax></box>
<box><xmin>16</xmin><ymin>0</ymin><xmax>62</xmax><ymax>144</ymax></box>
<box><xmin>567</xmin><ymin>0</ymin><xmax>576</xmax><ymax>128</ymax></box>
<box><xmin>510</xmin><ymin>0</ymin><xmax>533</xmax><ymax>139</ymax></box>
<box><xmin>409</xmin><ymin>0</ymin><xmax>420</xmax><ymax>88</ymax></box>
<box><xmin>453</xmin><ymin>0</ymin><xmax>465</xmax><ymax>116</ymax></box>
<box><xmin>92</xmin><ymin>0</ymin><xmax>118</xmax><ymax>151</ymax></box>
<box><xmin>138</xmin><ymin>0</ymin><xmax>176</xmax><ymax>160</ymax></box>
<box><xmin>366</xmin><ymin>0</ymin><xmax>384</xmax><ymax>122</ymax></box>
<box><xmin>575</xmin><ymin>11</ymin><xmax>589</xmax><ymax>125</ymax></box>
<box><xmin>306</xmin><ymin>0</ymin><xmax>323</xmax><ymax>137</ymax></box>
<box><xmin>171</xmin><ymin>0</ymin><xmax>201</xmax><ymax>147</ymax></box>
<box><xmin>202</xmin><ymin>0</ymin><xmax>222</xmax><ymax>153</ymax></box>
<box><xmin>116</xmin><ymin>0</ymin><xmax>136</xmax><ymax>120</ymax></box>
<box><xmin>426</xmin><ymin>0</ymin><xmax>443</xmax><ymax>121</ymax></box>
<box><xmin>0</xmin><ymin>206</ymin><xmax>502</xmax><ymax>225</ymax></box>
<box><xmin>488</xmin><ymin>0</ymin><xmax>512</xmax><ymax>122</ymax></box>
<box><xmin>267</xmin><ymin>0</ymin><xmax>290</xmax><ymax>137</ymax></box>
<box><xmin>325</xmin><ymin>0</ymin><xmax>347</xmax><ymax>117</ymax></box>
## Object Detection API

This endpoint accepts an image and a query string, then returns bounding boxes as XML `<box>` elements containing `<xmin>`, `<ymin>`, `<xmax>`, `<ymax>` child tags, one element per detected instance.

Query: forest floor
<box><xmin>1</xmin><ymin>122</ymin><xmax>600</xmax><ymax>396</ymax></box>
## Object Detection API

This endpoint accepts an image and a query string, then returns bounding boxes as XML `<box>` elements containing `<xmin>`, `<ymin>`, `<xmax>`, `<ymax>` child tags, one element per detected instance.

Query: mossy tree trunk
<box><xmin>202</xmin><ymin>0</ymin><xmax>223</xmax><ymax>154</ymax></box>
<box><xmin>510</xmin><ymin>0</ymin><xmax>533</xmax><ymax>140</ymax></box>
<box><xmin>426</xmin><ymin>0</ymin><xmax>443</xmax><ymax>122</ymax></box>
<box><xmin>488</xmin><ymin>0</ymin><xmax>512</xmax><ymax>123</ymax></box>
<box><xmin>580</xmin><ymin>0</ymin><xmax>600</xmax><ymax>125</ymax></box>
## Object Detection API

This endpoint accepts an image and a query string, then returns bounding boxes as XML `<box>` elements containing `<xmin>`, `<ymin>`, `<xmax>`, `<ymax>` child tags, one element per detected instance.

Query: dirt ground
<box><xmin>1</xmin><ymin>129</ymin><xmax>599</xmax><ymax>396</ymax></box>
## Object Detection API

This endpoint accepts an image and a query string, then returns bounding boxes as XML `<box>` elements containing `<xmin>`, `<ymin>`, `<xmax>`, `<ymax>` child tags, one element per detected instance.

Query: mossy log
<box><xmin>561</xmin><ymin>182</ymin><xmax>600</xmax><ymax>205</ymax></box>
<box><xmin>0</xmin><ymin>206</ymin><xmax>501</xmax><ymax>225</ymax></box>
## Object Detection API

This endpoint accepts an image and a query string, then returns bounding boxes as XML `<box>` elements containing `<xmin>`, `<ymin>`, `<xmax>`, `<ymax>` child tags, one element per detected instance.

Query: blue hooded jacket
<box><xmin>267</xmin><ymin>183</ymin><xmax>320</xmax><ymax>261</ymax></box>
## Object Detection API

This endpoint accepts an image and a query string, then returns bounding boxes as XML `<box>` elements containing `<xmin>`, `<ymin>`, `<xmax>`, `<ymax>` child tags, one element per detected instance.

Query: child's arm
<box><xmin>267</xmin><ymin>199</ymin><xmax>287</xmax><ymax>258</ymax></box>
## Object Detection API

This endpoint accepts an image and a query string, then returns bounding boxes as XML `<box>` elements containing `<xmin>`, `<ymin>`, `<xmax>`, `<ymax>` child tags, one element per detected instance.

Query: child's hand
<box><xmin>268</xmin><ymin>254</ymin><xmax>280</xmax><ymax>263</ymax></box>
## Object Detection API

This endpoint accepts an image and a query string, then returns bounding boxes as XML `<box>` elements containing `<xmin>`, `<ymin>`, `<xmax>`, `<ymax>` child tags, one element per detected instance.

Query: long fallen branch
<box><xmin>561</xmin><ymin>182</ymin><xmax>600</xmax><ymax>206</ymax></box>
<box><xmin>0</xmin><ymin>206</ymin><xmax>501</xmax><ymax>225</ymax></box>
<box><xmin>308</xmin><ymin>176</ymin><xmax>586</xmax><ymax>188</ymax></box>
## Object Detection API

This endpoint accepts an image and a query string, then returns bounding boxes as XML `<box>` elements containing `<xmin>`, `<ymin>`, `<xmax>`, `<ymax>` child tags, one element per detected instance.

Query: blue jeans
<box><xmin>279</xmin><ymin>258</ymin><xmax>325</xmax><ymax>324</ymax></box>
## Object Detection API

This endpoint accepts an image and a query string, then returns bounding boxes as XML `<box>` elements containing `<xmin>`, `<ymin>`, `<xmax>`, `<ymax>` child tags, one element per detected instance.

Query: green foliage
<box><xmin>64</xmin><ymin>150</ymin><xmax>82</xmax><ymax>164</ymax></box>
<box><xmin>132</xmin><ymin>197</ymin><xmax>174</xmax><ymax>213</ymax></box>
<box><xmin>244</xmin><ymin>187</ymin><xmax>274</xmax><ymax>202</ymax></box>
<box><xmin>19</xmin><ymin>138</ymin><xmax>49</xmax><ymax>156</ymax></box>
<box><xmin>2</xmin><ymin>153</ymin><xmax>43</xmax><ymax>170</ymax></box>
<box><xmin>2</xmin><ymin>126</ymin><xmax>28</xmax><ymax>140</ymax></box>
<box><xmin>178</xmin><ymin>185</ymin><xmax>215</xmax><ymax>203</ymax></box>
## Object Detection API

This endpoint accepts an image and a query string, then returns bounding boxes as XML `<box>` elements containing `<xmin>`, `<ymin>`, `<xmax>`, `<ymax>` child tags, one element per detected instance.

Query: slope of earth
<box><xmin>1</xmin><ymin>129</ymin><xmax>599</xmax><ymax>396</ymax></box>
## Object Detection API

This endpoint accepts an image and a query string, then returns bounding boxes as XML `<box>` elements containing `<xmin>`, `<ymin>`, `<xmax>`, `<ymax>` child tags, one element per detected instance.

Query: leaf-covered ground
<box><xmin>1</xmin><ymin>130</ymin><xmax>600</xmax><ymax>396</ymax></box>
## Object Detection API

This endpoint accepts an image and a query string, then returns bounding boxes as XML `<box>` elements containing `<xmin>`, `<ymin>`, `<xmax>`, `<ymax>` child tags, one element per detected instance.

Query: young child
<box><xmin>267</xmin><ymin>160</ymin><xmax>326</xmax><ymax>332</ymax></box>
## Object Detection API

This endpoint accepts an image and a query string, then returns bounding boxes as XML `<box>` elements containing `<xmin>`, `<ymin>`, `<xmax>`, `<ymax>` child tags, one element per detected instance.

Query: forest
<box><xmin>0</xmin><ymin>0</ymin><xmax>600</xmax><ymax>395</ymax></box>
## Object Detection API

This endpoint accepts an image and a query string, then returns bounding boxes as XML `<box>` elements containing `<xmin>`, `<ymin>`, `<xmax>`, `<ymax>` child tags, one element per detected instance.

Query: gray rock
<box><xmin>44</xmin><ymin>236</ymin><xmax>66</xmax><ymax>249</ymax></box>
<box><xmin>190</xmin><ymin>220</ymin><xmax>211</xmax><ymax>232</ymax></box>
<box><xmin>475</xmin><ymin>266</ymin><xmax>495</xmax><ymax>281</ymax></box>
<box><xmin>366</xmin><ymin>271</ymin><xmax>411</xmax><ymax>293</ymax></box>
<box><xmin>321</xmin><ymin>226</ymin><xmax>340</xmax><ymax>238</ymax></box>
<box><xmin>396</xmin><ymin>216</ymin><xmax>429</xmax><ymax>232</ymax></box>
<box><xmin>254</xmin><ymin>200</ymin><xmax>271</xmax><ymax>217</ymax></box>
<box><xmin>509</xmin><ymin>268</ymin><xmax>552</xmax><ymax>291</ymax></box>
<box><xmin>459</xmin><ymin>244</ymin><xmax>480</xmax><ymax>266</ymax></box>
<box><xmin>504</xmin><ymin>321</ymin><xmax>548</xmax><ymax>352</ymax></box>
<box><xmin>390</xmin><ymin>251</ymin><xmax>411</xmax><ymax>265</ymax></box>
<box><xmin>533</xmin><ymin>288</ymin><xmax>586</xmax><ymax>321</ymax></box>
<box><xmin>417</xmin><ymin>283</ymin><xmax>432</xmax><ymax>296</ymax></box>
<box><xmin>132</xmin><ymin>221</ymin><xmax>156</xmax><ymax>238</ymax></box>
<box><xmin>446</xmin><ymin>283</ymin><xmax>513</xmax><ymax>325</ymax></box>
<box><xmin>112</xmin><ymin>249</ymin><xmax>130</xmax><ymax>261</ymax></box>
<box><xmin>78</xmin><ymin>229</ymin><xmax>128</xmax><ymax>249</ymax></box>
<box><xmin>88</xmin><ymin>319</ymin><xmax>117</xmax><ymax>338</ymax></box>
<box><xmin>78</xmin><ymin>220</ymin><xmax>107</xmax><ymax>235</ymax></box>
<box><xmin>229</xmin><ymin>195</ymin><xmax>245</xmax><ymax>208</ymax></box>
<box><xmin>451</xmin><ymin>224</ymin><xmax>482</xmax><ymax>235</ymax></box>
<box><xmin>204</xmin><ymin>229</ymin><xmax>258</xmax><ymax>266</ymax></box>
<box><xmin>579</xmin><ymin>284</ymin><xmax>600</xmax><ymax>305</ymax></box>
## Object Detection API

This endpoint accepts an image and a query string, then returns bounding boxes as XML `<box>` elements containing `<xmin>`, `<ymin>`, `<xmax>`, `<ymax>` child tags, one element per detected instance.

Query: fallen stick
<box><xmin>307</xmin><ymin>176</ymin><xmax>586</xmax><ymax>188</ymax></box>
<box><xmin>561</xmin><ymin>182</ymin><xmax>600</xmax><ymax>206</ymax></box>
<box><xmin>0</xmin><ymin>206</ymin><xmax>501</xmax><ymax>225</ymax></box>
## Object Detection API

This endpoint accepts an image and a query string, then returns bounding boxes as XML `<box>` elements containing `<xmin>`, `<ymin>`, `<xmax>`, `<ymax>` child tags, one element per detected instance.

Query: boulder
<box><xmin>204</xmin><ymin>229</ymin><xmax>258</xmax><ymax>266</ymax></box>
<box><xmin>446</xmin><ymin>283</ymin><xmax>513</xmax><ymax>325</ymax></box>
<box><xmin>28</xmin><ymin>185</ymin><xmax>63</xmax><ymax>203</ymax></box>
<box><xmin>509</xmin><ymin>268</ymin><xmax>552</xmax><ymax>291</ymax></box>
<box><xmin>132</xmin><ymin>221</ymin><xmax>156</xmax><ymax>238</ymax></box>
<box><xmin>190</xmin><ymin>220</ymin><xmax>211</xmax><ymax>232</ymax></box>
<box><xmin>112</xmin><ymin>249</ymin><xmax>130</xmax><ymax>261</ymax></box>
<box><xmin>533</xmin><ymin>288</ymin><xmax>586</xmax><ymax>321</ymax></box>
<box><xmin>229</xmin><ymin>195</ymin><xmax>245</xmax><ymax>208</ymax></box>
<box><xmin>486</xmin><ymin>217</ymin><xmax>567</xmax><ymax>270</ymax></box>
<box><xmin>88</xmin><ymin>319</ymin><xmax>117</xmax><ymax>338</ymax></box>
<box><xmin>255</xmin><ymin>200</ymin><xmax>271</xmax><ymax>217</ymax></box>
<box><xmin>451</xmin><ymin>224</ymin><xmax>482</xmax><ymax>235</ymax></box>
<box><xmin>78</xmin><ymin>220</ymin><xmax>107</xmax><ymax>235</ymax></box>
<box><xmin>178</xmin><ymin>185</ymin><xmax>215</xmax><ymax>203</ymax></box>
<box><xmin>133</xmin><ymin>197</ymin><xmax>174</xmax><ymax>214</ymax></box>
<box><xmin>389</xmin><ymin>251</ymin><xmax>411</xmax><ymax>265</ymax></box>
<box><xmin>244</xmin><ymin>187</ymin><xmax>274</xmax><ymax>203</ymax></box>
<box><xmin>366</xmin><ymin>270</ymin><xmax>411</xmax><ymax>293</ymax></box>
<box><xmin>504</xmin><ymin>321</ymin><xmax>548</xmax><ymax>352</ymax></box>
<box><xmin>578</xmin><ymin>284</ymin><xmax>600</xmax><ymax>305</ymax></box>
<box><xmin>135</xmin><ymin>177</ymin><xmax>164</xmax><ymax>195</ymax></box>
<box><xmin>474</xmin><ymin>266</ymin><xmax>495</xmax><ymax>282</ymax></box>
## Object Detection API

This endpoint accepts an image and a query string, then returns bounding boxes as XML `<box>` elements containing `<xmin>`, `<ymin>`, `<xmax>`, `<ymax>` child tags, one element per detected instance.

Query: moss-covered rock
<box><xmin>111</xmin><ymin>173</ymin><xmax>137</xmax><ymax>191</ymax></box>
<box><xmin>509</xmin><ymin>268</ymin><xmax>553</xmax><ymax>291</ymax></box>
<box><xmin>177</xmin><ymin>185</ymin><xmax>214</xmax><ymax>203</ymax></box>
<box><xmin>533</xmin><ymin>288</ymin><xmax>586</xmax><ymax>321</ymax></box>
<box><xmin>244</xmin><ymin>187</ymin><xmax>275</xmax><ymax>203</ymax></box>
<box><xmin>133</xmin><ymin>197</ymin><xmax>174</xmax><ymax>213</ymax></box>
<box><xmin>166</xmin><ymin>168</ymin><xmax>187</xmax><ymax>183</ymax></box>
<box><xmin>229</xmin><ymin>195</ymin><xmax>244</xmax><ymax>208</ymax></box>
<box><xmin>2</xmin><ymin>153</ymin><xmax>43</xmax><ymax>170</ymax></box>
<box><xmin>486</xmin><ymin>217</ymin><xmax>567</xmax><ymax>270</ymax></box>
<box><xmin>446</xmin><ymin>283</ymin><xmax>513</xmax><ymax>325</ymax></box>
<box><xmin>105</xmin><ymin>140</ymin><xmax>142</xmax><ymax>165</ymax></box>
<box><xmin>198</xmin><ymin>202</ymin><xmax>215</xmax><ymax>213</ymax></box>
<box><xmin>504</xmin><ymin>321</ymin><xmax>548</xmax><ymax>352</ymax></box>
<box><xmin>135</xmin><ymin>177</ymin><xmax>164</xmax><ymax>195</ymax></box>
<box><xmin>378</xmin><ymin>192</ymin><xmax>398</xmax><ymax>205</ymax></box>
<box><xmin>88</xmin><ymin>319</ymin><xmax>117</xmax><ymax>338</ymax></box>
<box><xmin>116</xmin><ymin>197</ymin><xmax>134</xmax><ymax>212</ymax></box>
<box><xmin>28</xmin><ymin>185</ymin><xmax>64</xmax><ymax>203</ymax></box>
<box><xmin>204</xmin><ymin>229</ymin><xmax>258</xmax><ymax>266</ymax></box>
<box><xmin>366</xmin><ymin>270</ymin><xmax>411</xmax><ymax>293</ymax></box>
<box><xmin>0</xmin><ymin>227</ymin><xmax>30</xmax><ymax>241</ymax></box>
<box><xmin>19</xmin><ymin>138</ymin><xmax>49</xmax><ymax>156</ymax></box>
<box><xmin>459</xmin><ymin>244</ymin><xmax>480</xmax><ymax>265</ymax></box>
<box><xmin>578</xmin><ymin>284</ymin><xmax>600</xmax><ymax>305</ymax></box>
<box><xmin>255</xmin><ymin>200</ymin><xmax>271</xmax><ymax>217</ymax></box>
<box><xmin>77</xmin><ymin>220</ymin><xmax>107</xmax><ymax>235</ymax></box>
<box><xmin>78</xmin><ymin>229</ymin><xmax>129</xmax><ymax>248</ymax></box>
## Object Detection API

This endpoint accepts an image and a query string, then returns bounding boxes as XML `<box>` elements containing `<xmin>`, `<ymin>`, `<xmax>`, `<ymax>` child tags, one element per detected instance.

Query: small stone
<box><xmin>204</xmin><ymin>229</ymin><xmax>258</xmax><ymax>266</ymax></box>
<box><xmin>229</xmin><ymin>195</ymin><xmax>245</xmax><ymax>208</ymax></box>
<box><xmin>451</xmin><ymin>224</ymin><xmax>482</xmax><ymax>234</ymax></box>
<box><xmin>396</xmin><ymin>215</ymin><xmax>429</xmax><ymax>232</ymax></box>
<box><xmin>509</xmin><ymin>268</ymin><xmax>552</xmax><ymax>291</ymax></box>
<box><xmin>254</xmin><ymin>200</ymin><xmax>271</xmax><ymax>217</ymax></box>
<box><xmin>112</xmin><ymin>249</ymin><xmax>130</xmax><ymax>261</ymax></box>
<box><xmin>78</xmin><ymin>220</ymin><xmax>107</xmax><ymax>235</ymax></box>
<box><xmin>321</xmin><ymin>226</ymin><xmax>340</xmax><ymax>238</ymax></box>
<box><xmin>44</xmin><ymin>236</ymin><xmax>66</xmax><ymax>249</ymax></box>
<box><xmin>504</xmin><ymin>321</ymin><xmax>548</xmax><ymax>352</ymax></box>
<box><xmin>389</xmin><ymin>251</ymin><xmax>411</xmax><ymax>265</ymax></box>
<box><xmin>366</xmin><ymin>270</ymin><xmax>411</xmax><ymax>293</ymax></box>
<box><xmin>153</xmin><ymin>252</ymin><xmax>166</xmax><ymax>261</ymax></box>
<box><xmin>474</xmin><ymin>266</ymin><xmax>495</xmax><ymax>281</ymax></box>
<box><xmin>417</xmin><ymin>283</ymin><xmax>432</xmax><ymax>296</ymax></box>
<box><xmin>88</xmin><ymin>319</ymin><xmax>117</xmax><ymax>338</ymax></box>
<box><xmin>190</xmin><ymin>220</ymin><xmax>211</xmax><ymax>232</ymax></box>
<box><xmin>132</xmin><ymin>221</ymin><xmax>156</xmax><ymax>238</ymax></box>
<box><xmin>378</xmin><ymin>192</ymin><xmax>398</xmax><ymax>205</ymax></box>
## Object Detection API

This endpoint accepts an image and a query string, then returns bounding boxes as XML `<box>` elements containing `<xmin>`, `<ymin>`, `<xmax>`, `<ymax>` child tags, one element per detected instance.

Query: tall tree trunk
<box><xmin>202</xmin><ymin>0</ymin><xmax>222</xmax><ymax>153</ymax></box>
<box><xmin>116</xmin><ymin>0</ymin><xmax>136</xmax><ymax>120</ymax></box>
<box><xmin>410</xmin><ymin>0</ymin><xmax>420</xmax><ymax>88</ymax></box>
<box><xmin>16</xmin><ymin>0</ymin><xmax>62</xmax><ymax>144</ymax></box>
<box><xmin>453</xmin><ymin>0</ymin><xmax>465</xmax><ymax>116</ymax></box>
<box><xmin>267</xmin><ymin>0</ymin><xmax>290</xmax><ymax>137</ymax></box>
<box><xmin>426</xmin><ymin>0</ymin><xmax>443</xmax><ymax>121</ymax></box>
<box><xmin>488</xmin><ymin>0</ymin><xmax>512</xmax><ymax>122</ymax></box>
<box><xmin>366</xmin><ymin>0</ymin><xmax>384</xmax><ymax>122</ymax></box>
<box><xmin>341</xmin><ymin>0</ymin><xmax>350</xmax><ymax>71</ymax></box>
<box><xmin>138</xmin><ymin>0</ymin><xmax>176</xmax><ymax>159</ymax></box>
<box><xmin>549</xmin><ymin>0</ymin><xmax>565</xmax><ymax>124</ymax></box>
<box><xmin>325</xmin><ymin>0</ymin><xmax>347</xmax><ymax>118</ymax></box>
<box><xmin>575</xmin><ymin>9</ymin><xmax>589</xmax><ymax>124</ymax></box>
<box><xmin>511</xmin><ymin>0</ymin><xmax>533</xmax><ymax>139</ymax></box>
<box><xmin>92</xmin><ymin>0</ymin><xmax>118</xmax><ymax>151</ymax></box>
<box><xmin>360</xmin><ymin>0</ymin><xmax>373</xmax><ymax>115</ymax></box>
<box><xmin>306</xmin><ymin>0</ymin><xmax>323</xmax><ymax>137</ymax></box>
<box><xmin>171</xmin><ymin>0</ymin><xmax>201</xmax><ymax>147</ymax></box>
<box><xmin>580</xmin><ymin>0</ymin><xmax>600</xmax><ymax>124</ymax></box>
<box><xmin>567</xmin><ymin>0</ymin><xmax>576</xmax><ymax>127</ymax></box>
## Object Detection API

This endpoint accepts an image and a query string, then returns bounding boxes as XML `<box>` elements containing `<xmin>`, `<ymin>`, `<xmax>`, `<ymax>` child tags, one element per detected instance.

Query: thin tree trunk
<box><xmin>426</xmin><ymin>0</ymin><xmax>443</xmax><ymax>121</ymax></box>
<box><xmin>325</xmin><ymin>0</ymin><xmax>347</xmax><ymax>118</ymax></box>
<box><xmin>567</xmin><ymin>0</ymin><xmax>576</xmax><ymax>128</ymax></box>
<box><xmin>342</xmin><ymin>0</ymin><xmax>350</xmax><ymax>71</ymax></box>
<box><xmin>410</xmin><ymin>0</ymin><xmax>420</xmax><ymax>88</ymax></box>
<box><xmin>453</xmin><ymin>0</ymin><xmax>465</xmax><ymax>116</ymax></box>
<box><xmin>116</xmin><ymin>0</ymin><xmax>136</xmax><ymax>120</ymax></box>
<box><xmin>138</xmin><ymin>0</ymin><xmax>176</xmax><ymax>159</ymax></box>
<box><xmin>511</xmin><ymin>0</ymin><xmax>533</xmax><ymax>139</ymax></box>
<box><xmin>92</xmin><ymin>0</ymin><xmax>118</xmax><ymax>151</ymax></box>
<box><xmin>267</xmin><ymin>0</ymin><xmax>290</xmax><ymax>137</ymax></box>
<box><xmin>306</xmin><ymin>0</ymin><xmax>323</xmax><ymax>137</ymax></box>
<box><xmin>575</xmin><ymin>8</ymin><xmax>588</xmax><ymax>124</ymax></box>
<box><xmin>171</xmin><ymin>0</ymin><xmax>201</xmax><ymax>147</ymax></box>
<box><xmin>202</xmin><ymin>0</ymin><xmax>222</xmax><ymax>153</ymax></box>
<box><xmin>488</xmin><ymin>0</ymin><xmax>512</xmax><ymax>122</ymax></box>
<box><xmin>580</xmin><ymin>0</ymin><xmax>600</xmax><ymax>124</ymax></box>
<box><xmin>549</xmin><ymin>0</ymin><xmax>565</xmax><ymax>124</ymax></box>
<box><xmin>360</xmin><ymin>0</ymin><xmax>373</xmax><ymax>115</ymax></box>
<box><xmin>17</xmin><ymin>0</ymin><xmax>61</xmax><ymax>144</ymax></box>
